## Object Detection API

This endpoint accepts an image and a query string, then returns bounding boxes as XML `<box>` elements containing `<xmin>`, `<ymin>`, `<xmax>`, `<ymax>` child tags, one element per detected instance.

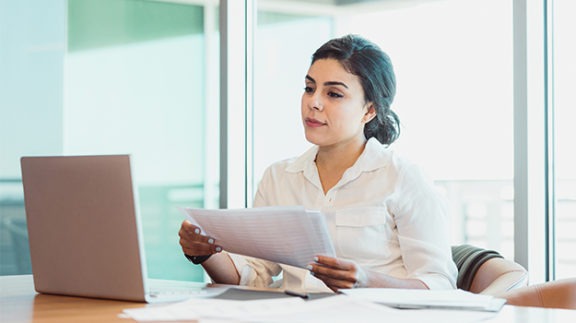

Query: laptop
<box><xmin>20</xmin><ymin>154</ymin><xmax>218</xmax><ymax>303</ymax></box>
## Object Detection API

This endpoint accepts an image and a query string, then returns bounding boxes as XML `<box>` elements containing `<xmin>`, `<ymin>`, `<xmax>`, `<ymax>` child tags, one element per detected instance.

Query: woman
<box><xmin>179</xmin><ymin>34</ymin><xmax>457</xmax><ymax>293</ymax></box>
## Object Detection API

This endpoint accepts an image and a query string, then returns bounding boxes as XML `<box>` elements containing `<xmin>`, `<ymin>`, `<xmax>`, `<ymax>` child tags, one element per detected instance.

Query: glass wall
<box><xmin>552</xmin><ymin>0</ymin><xmax>576</xmax><ymax>279</ymax></box>
<box><xmin>254</xmin><ymin>0</ymin><xmax>515</xmax><ymax>258</ymax></box>
<box><xmin>0</xmin><ymin>0</ymin><xmax>66</xmax><ymax>276</ymax></box>
<box><xmin>2</xmin><ymin>0</ymin><xmax>572</xmax><ymax>283</ymax></box>
<box><xmin>0</xmin><ymin>0</ymin><xmax>220</xmax><ymax>282</ymax></box>
<box><xmin>253</xmin><ymin>9</ymin><xmax>332</xmax><ymax>185</ymax></box>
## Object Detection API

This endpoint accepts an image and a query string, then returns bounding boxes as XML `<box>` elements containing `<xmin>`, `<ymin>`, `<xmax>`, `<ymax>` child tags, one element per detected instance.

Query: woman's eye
<box><xmin>328</xmin><ymin>92</ymin><xmax>343</xmax><ymax>98</ymax></box>
<box><xmin>304</xmin><ymin>86</ymin><xmax>314</xmax><ymax>93</ymax></box>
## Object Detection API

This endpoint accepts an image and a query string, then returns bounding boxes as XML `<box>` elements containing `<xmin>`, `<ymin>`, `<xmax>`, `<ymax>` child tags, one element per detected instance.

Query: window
<box><xmin>0</xmin><ymin>0</ymin><xmax>220</xmax><ymax>282</ymax></box>
<box><xmin>254</xmin><ymin>0</ymin><xmax>515</xmax><ymax>258</ymax></box>
<box><xmin>2</xmin><ymin>0</ymin><xmax>571</xmax><ymax>283</ymax></box>
<box><xmin>552</xmin><ymin>0</ymin><xmax>576</xmax><ymax>279</ymax></box>
<box><xmin>0</xmin><ymin>0</ymin><xmax>66</xmax><ymax>275</ymax></box>
<box><xmin>253</xmin><ymin>9</ymin><xmax>332</xmax><ymax>185</ymax></box>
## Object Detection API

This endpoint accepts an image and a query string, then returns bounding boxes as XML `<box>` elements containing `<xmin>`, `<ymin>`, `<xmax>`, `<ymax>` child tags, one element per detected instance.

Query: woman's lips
<box><xmin>305</xmin><ymin>118</ymin><xmax>326</xmax><ymax>128</ymax></box>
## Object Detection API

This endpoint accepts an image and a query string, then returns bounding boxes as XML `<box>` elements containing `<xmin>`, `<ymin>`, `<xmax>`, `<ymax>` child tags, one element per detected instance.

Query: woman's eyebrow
<box><xmin>305</xmin><ymin>75</ymin><xmax>349</xmax><ymax>89</ymax></box>
<box><xmin>324</xmin><ymin>81</ymin><xmax>348</xmax><ymax>89</ymax></box>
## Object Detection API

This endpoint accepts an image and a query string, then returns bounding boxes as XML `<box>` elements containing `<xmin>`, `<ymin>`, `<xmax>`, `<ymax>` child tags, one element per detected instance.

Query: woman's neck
<box><xmin>315</xmin><ymin>137</ymin><xmax>367</xmax><ymax>194</ymax></box>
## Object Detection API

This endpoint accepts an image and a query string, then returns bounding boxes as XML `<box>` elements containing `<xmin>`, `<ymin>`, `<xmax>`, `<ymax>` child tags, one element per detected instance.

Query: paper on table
<box><xmin>246</xmin><ymin>295</ymin><xmax>499</xmax><ymax>323</ymax></box>
<box><xmin>122</xmin><ymin>294</ymin><xmax>498</xmax><ymax>323</ymax></box>
<box><xmin>122</xmin><ymin>297</ymin><xmax>306</xmax><ymax>321</ymax></box>
<box><xmin>341</xmin><ymin>288</ymin><xmax>506</xmax><ymax>312</ymax></box>
<box><xmin>182</xmin><ymin>206</ymin><xmax>336</xmax><ymax>268</ymax></box>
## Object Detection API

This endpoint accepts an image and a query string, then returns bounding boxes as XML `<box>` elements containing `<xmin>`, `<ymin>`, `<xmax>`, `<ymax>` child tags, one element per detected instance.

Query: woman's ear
<box><xmin>363</xmin><ymin>104</ymin><xmax>377</xmax><ymax>124</ymax></box>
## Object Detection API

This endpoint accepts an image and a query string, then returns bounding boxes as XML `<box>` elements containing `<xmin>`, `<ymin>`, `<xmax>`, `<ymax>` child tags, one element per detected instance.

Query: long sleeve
<box><xmin>388</xmin><ymin>162</ymin><xmax>457</xmax><ymax>289</ymax></box>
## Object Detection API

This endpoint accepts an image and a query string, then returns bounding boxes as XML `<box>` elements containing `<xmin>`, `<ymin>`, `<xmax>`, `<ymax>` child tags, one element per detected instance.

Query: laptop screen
<box><xmin>21</xmin><ymin>155</ymin><xmax>149</xmax><ymax>301</ymax></box>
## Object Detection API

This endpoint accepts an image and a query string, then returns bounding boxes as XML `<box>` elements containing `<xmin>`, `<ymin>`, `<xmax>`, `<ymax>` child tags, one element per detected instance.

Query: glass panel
<box><xmin>253</xmin><ymin>9</ymin><xmax>332</xmax><ymax>184</ymax></box>
<box><xmin>0</xmin><ymin>0</ymin><xmax>220</xmax><ymax>282</ymax></box>
<box><xmin>553</xmin><ymin>0</ymin><xmax>576</xmax><ymax>279</ymax></box>
<box><xmin>0</xmin><ymin>0</ymin><xmax>66</xmax><ymax>275</ymax></box>
<box><xmin>254</xmin><ymin>0</ymin><xmax>514</xmax><ymax>257</ymax></box>
<box><xmin>336</xmin><ymin>0</ymin><xmax>514</xmax><ymax>257</ymax></box>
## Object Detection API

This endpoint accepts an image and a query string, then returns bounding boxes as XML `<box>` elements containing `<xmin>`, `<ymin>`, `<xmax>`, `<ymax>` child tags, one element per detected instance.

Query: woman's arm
<box><xmin>389</xmin><ymin>163</ymin><xmax>458</xmax><ymax>290</ymax></box>
<box><xmin>308</xmin><ymin>255</ymin><xmax>427</xmax><ymax>292</ymax></box>
<box><xmin>179</xmin><ymin>220</ymin><xmax>240</xmax><ymax>285</ymax></box>
<box><xmin>201</xmin><ymin>252</ymin><xmax>241</xmax><ymax>285</ymax></box>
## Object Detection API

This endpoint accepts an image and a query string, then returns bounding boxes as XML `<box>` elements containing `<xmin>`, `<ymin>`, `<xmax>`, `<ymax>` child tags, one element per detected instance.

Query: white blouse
<box><xmin>229</xmin><ymin>138</ymin><xmax>458</xmax><ymax>292</ymax></box>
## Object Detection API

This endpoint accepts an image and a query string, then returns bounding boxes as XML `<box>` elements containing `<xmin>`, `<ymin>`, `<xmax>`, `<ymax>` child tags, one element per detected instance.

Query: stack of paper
<box><xmin>341</xmin><ymin>288</ymin><xmax>506</xmax><ymax>312</ymax></box>
<box><xmin>122</xmin><ymin>297</ymin><xmax>305</xmax><ymax>321</ymax></box>
<box><xmin>121</xmin><ymin>294</ymin><xmax>499</xmax><ymax>322</ymax></box>
<box><xmin>182</xmin><ymin>206</ymin><xmax>336</xmax><ymax>268</ymax></box>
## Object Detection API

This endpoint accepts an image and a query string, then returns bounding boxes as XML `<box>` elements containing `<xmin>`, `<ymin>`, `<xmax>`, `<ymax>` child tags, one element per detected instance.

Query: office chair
<box><xmin>502</xmin><ymin>278</ymin><xmax>576</xmax><ymax>309</ymax></box>
<box><xmin>452</xmin><ymin>244</ymin><xmax>528</xmax><ymax>295</ymax></box>
<box><xmin>452</xmin><ymin>245</ymin><xmax>576</xmax><ymax>309</ymax></box>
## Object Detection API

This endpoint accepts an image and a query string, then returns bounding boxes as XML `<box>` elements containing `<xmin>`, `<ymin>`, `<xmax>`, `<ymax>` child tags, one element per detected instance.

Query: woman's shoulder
<box><xmin>265</xmin><ymin>145</ymin><xmax>317</xmax><ymax>174</ymax></box>
<box><xmin>260</xmin><ymin>156</ymin><xmax>304</xmax><ymax>180</ymax></box>
<box><xmin>265</xmin><ymin>157</ymin><xmax>298</xmax><ymax>171</ymax></box>
<box><xmin>367</xmin><ymin>142</ymin><xmax>433</xmax><ymax>186</ymax></box>
<box><xmin>364</xmin><ymin>138</ymin><xmax>416</xmax><ymax>173</ymax></box>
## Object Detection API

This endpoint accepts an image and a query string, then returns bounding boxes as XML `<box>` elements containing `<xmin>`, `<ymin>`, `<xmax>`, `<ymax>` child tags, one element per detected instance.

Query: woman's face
<box><xmin>301</xmin><ymin>58</ymin><xmax>375</xmax><ymax>148</ymax></box>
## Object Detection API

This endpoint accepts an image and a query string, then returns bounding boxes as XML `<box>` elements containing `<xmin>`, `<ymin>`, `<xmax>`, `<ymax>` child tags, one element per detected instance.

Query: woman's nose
<box><xmin>308</xmin><ymin>94</ymin><xmax>323</xmax><ymax>111</ymax></box>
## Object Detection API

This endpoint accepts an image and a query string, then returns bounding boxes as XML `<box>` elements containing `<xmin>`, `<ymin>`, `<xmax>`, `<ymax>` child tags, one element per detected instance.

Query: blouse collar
<box><xmin>285</xmin><ymin>137</ymin><xmax>391</xmax><ymax>180</ymax></box>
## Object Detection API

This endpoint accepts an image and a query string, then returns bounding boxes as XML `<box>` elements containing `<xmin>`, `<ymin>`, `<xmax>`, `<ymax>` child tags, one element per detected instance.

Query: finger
<box><xmin>180</xmin><ymin>238</ymin><xmax>223</xmax><ymax>255</ymax></box>
<box><xmin>180</xmin><ymin>221</ymin><xmax>203</xmax><ymax>236</ymax></box>
<box><xmin>179</xmin><ymin>222</ymin><xmax>199</xmax><ymax>240</ymax></box>
<box><xmin>180</xmin><ymin>220</ymin><xmax>197</xmax><ymax>230</ymax></box>
<box><xmin>178</xmin><ymin>225</ymin><xmax>223</xmax><ymax>254</ymax></box>
<box><xmin>179</xmin><ymin>223</ymin><xmax>216</xmax><ymax>245</ymax></box>
<box><xmin>314</xmin><ymin>255</ymin><xmax>355</xmax><ymax>270</ymax></box>
<box><xmin>308</xmin><ymin>263</ymin><xmax>356</xmax><ymax>283</ymax></box>
<box><xmin>313</xmin><ymin>273</ymin><xmax>356</xmax><ymax>290</ymax></box>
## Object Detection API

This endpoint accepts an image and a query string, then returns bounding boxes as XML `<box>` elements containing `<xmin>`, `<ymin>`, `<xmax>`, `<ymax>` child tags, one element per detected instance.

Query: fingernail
<box><xmin>208</xmin><ymin>238</ymin><xmax>214</xmax><ymax>244</ymax></box>
<box><xmin>194</xmin><ymin>228</ymin><xmax>201</xmax><ymax>234</ymax></box>
<box><xmin>313</xmin><ymin>256</ymin><xmax>318</xmax><ymax>262</ymax></box>
<box><xmin>306</xmin><ymin>265</ymin><xmax>313</xmax><ymax>271</ymax></box>
<box><xmin>215</xmin><ymin>246</ymin><xmax>222</xmax><ymax>252</ymax></box>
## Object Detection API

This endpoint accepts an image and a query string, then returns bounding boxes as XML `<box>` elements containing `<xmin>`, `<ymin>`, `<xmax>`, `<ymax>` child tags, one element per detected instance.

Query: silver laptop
<box><xmin>20</xmin><ymin>155</ymin><xmax>214</xmax><ymax>303</ymax></box>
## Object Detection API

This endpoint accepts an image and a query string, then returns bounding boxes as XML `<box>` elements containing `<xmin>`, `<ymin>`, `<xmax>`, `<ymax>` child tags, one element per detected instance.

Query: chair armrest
<box><xmin>503</xmin><ymin>278</ymin><xmax>576</xmax><ymax>309</ymax></box>
<box><xmin>471</xmin><ymin>258</ymin><xmax>528</xmax><ymax>295</ymax></box>
<box><xmin>480</xmin><ymin>270</ymin><xmax>528</xmax><ymax>296</ymax></box>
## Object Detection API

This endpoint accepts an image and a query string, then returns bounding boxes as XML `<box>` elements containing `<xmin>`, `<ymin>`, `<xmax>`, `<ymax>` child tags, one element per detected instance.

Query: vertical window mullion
<box><xmin>544</xmin><ymin>0</ymin><xmax>556</xmax><ymax>281</ymax></box>
<box><xmin>514</xmin><ymin>0</ymin><xmax>548</xmax><ymax>283</ymax></box>
<box><xmin>220</xmin><ymin>0</ymin><xmax>250</xmax><ymax>208</ymax></box>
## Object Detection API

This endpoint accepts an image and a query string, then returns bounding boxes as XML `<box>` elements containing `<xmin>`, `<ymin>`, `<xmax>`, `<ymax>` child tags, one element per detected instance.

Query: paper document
<box><xmin>341</xmin><ymin>288</ymin><xmax>506</xmax><ymax>312</ymax></box>
<box><xmin>122</xmin><ymin>294</ymin><xmax>498</xmax><ymax>323</ymax></box>
<box><xmin>182</xmin><ymin>206</ymin><xmax>336</xmax><ymax>268</ymax></box>
<box><xmin>122</xmin><ymin>297</ymin><xmax>305</xmax><ymax>321</ymax></box>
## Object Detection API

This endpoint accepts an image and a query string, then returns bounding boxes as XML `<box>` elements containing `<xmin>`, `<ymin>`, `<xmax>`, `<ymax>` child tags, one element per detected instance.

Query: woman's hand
<box><xmin>307</xmin><ymin>255</ymin><xmax>368</xmax><ymax>292</ymax></box>
<box><xmin>179</xmin><ymin>220</ymin><xmax>241</xmax><ymax>285</ymax></box>
<box><xmin>178</xmin><ymin>220</ymin><xmax>222</xmax><ymax>257</ymax></box>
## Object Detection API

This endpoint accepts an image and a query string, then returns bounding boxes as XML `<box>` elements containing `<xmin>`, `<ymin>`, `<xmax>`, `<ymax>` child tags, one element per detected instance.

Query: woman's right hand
<box><xmin>179</xmin><ymin>220</ymin><xmax>240</xmax><ymax>285</ymax></box>
<box><xmin>178</xmin><ymin>220</ymin><xmax>223</xmax><ymax>257</ymax></box>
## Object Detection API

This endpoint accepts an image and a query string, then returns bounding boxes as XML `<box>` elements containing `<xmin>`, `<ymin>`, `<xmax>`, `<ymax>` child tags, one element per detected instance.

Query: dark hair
<box><xmin>311</xmin><ymin>34</ymin><xmax>400</xmax><ymax>145</ymax></box>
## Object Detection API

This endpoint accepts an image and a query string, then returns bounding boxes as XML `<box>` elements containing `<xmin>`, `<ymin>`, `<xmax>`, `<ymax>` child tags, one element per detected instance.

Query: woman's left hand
<box><xmin>307</xmin><ymin>255</ymin><xmax>368</xmax><ymax>292</ymax></box>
